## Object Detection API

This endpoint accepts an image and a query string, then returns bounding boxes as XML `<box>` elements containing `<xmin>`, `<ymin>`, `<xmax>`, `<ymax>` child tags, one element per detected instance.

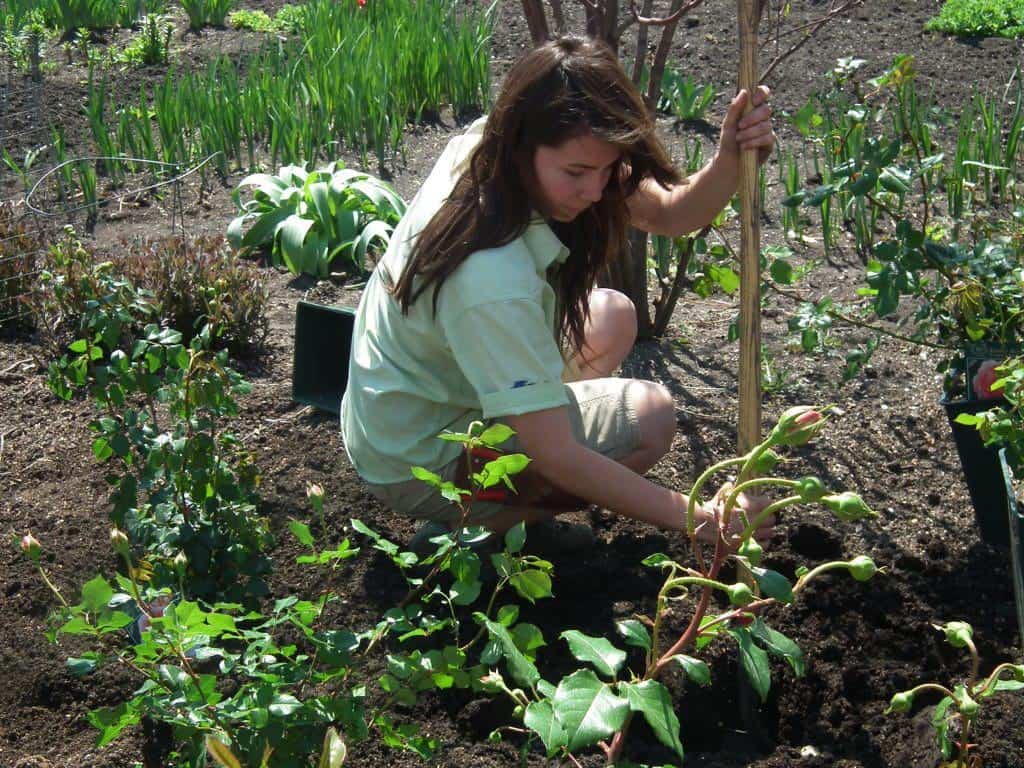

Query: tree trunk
<box><xmin>520</xmin><ymin>0</ymin><xmax>550</xmax><ymax>45</ymax></box>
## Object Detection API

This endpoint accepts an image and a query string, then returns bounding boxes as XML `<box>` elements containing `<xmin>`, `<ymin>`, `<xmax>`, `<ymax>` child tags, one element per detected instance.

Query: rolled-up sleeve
<box><xmin>442</xmin><ymin>298</ymin><xmax>570</xmax><ymax>418</ymax></box>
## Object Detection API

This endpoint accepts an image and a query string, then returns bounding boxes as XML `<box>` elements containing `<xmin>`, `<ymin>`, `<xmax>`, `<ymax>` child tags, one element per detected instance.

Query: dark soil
<box><xmin>2</xmin><ymin>1</ymin><xmax>1024</xmax><ymax>766</ymax></box>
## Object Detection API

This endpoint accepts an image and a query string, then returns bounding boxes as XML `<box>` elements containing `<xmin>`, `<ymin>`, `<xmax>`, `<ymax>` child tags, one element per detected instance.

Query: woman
<box><xmin>341</xmin><ymin>35</ymin><xmax>776</xmax><ymax>547</ymax></box>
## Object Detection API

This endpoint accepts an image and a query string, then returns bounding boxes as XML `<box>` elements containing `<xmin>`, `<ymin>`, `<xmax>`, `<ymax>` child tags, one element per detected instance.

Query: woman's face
<box><xmin>532</xmin><ymin>133</ymin><xmax>620</xmax><ymax>222</ymax></box>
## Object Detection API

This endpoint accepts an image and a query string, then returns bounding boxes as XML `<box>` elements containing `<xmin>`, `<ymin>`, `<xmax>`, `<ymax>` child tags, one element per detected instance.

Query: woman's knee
<box><xmin>589</xmin><ymin>288</ymin><xmax>637</xmax><ymax>350</ymax></box>
<box><xmin>630</xmin><ymin>380</ymin><xmax>675</xmax><ymax>458</ymax></box>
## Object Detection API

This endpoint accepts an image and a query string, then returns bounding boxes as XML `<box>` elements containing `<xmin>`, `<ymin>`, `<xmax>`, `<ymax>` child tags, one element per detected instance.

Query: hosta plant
<box><xmin>886</xmin><ymin>621</ymin><xmax>1024</xmax><ymax>767</ymax></box>
<box><xmin>227</xmin><ymin>162</ymin><xmax>406</xmax><ymax>278</ymax></box>
<box><xmin>470</xmin><ymin>407</ymin><xmax>880</xmax><ymax>764</ymax></box>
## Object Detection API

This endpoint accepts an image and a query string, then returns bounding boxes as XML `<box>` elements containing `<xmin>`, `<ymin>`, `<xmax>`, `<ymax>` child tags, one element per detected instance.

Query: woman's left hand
<box><xmin>718</xmin><ymin>86</ymin><xmax>776</xmax><ymax>167</ymax></box>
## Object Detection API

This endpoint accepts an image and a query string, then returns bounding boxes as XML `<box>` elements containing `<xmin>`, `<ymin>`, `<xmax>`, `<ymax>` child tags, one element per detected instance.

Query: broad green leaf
<box><xmin>496</xmin><ymin>604</ymin><xmax>519</xmax><ymax>626</ymax></box>
<box><xmin>510</xmin><ymin>623</ymin><xmax>546</xmax><ymax>659</ymax></box>
<box><xmin>504</xmin><ymin>522</ymin><xmax>526</xmax><ymax>554</ymax></box>
<box><xmin>88</xmin><ymin>701</ymin><xmax>142</xmax><ymax>747</ymax></box>
<box><xmin>560</xmin><ymin>630</ymin><xmax>627</xmax><ymax>678</ymax></box>
<box><xmin>450</xmin><ymin>578</ymin><xmax>481</xmax><ymax>606</ymax></box>
<box><xmin>670</xmin><ymin>654</ymin><xmax>711</xmax><ymax>686</ymax></box>
<box><xmin>478</xmin><ymin>423</ymin><xmax>515</xmax><ymax>447</ymax></box>
<box><xmin>524</xmin><ymin>700</ymin><xmax>568</xmax><ymax>756</ymax></box>
<box><xmin>269</xmin><ymin>694</ymin><xmax>303</xmax><ymax>717</ymax></box>
<box><xmin>621</xmin><ymin>679</ymin><xmax>684</xmax><ymax>760</ymax></box>
<box><xmin>728</xmin><ymin>627</ymin><xmax>771</xmax><ymax>702</ymax></box>
<box><xmin>769</xmin><ymin>258</ymin><xmax>794</xmax><ymax>285</ymax></box>
<box><xmin>67</xmin><ymin>656</ymin><xmax>99</xmax><ymax>677</ymax></box>
<box><xmin>552</xmin><ymin>669</ymin><xmax>630</xmax><ymax>751</ymax></box>
<box><xmin>750</xmin><ymin>618</ymin><xmax>806</xmax><ymax>677</ymax></box>
<box><xmin>81</xmin><ymin>576</ymin><xmax>114</xmax><ymax>613</ymax></box>
<box><xmin>475</xmin><ymin>613</ymin><xmax>540</xmax><ymax>688</ymax></box>
<box><xmin>932</xmin><ymin>696</ymin><xmax>955</xmax><ymax>759</ymax></box>
<box><xmin>289</xmin><ymin>520</ymin><xmax>315</xmax><ymax>548</ymax></box>
<box><xmin>410</xmin><ymin>466</ymin><xmax>442</xmax><ymax>487</ymax></box>
<box><xmin>510</xmin><ymin>569</ymin><xmax>552</xmax><ymax>604</ymax></box>
<box><xmin>615</xmin><ymin>619</ymin><xmax>652</xmax><ymax>652</ymax></box>
<box><xmin>750</xmin><ymin>567</ymin><xmax>794</xmax><ymax>604</ymax></box>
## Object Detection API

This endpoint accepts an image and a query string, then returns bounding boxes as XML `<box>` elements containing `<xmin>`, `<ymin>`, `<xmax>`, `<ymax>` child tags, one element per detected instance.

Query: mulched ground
<box><xmin>2</xmin><ymin>0</ymin><xmax>1024</xmax><ymax>766</ymax></box>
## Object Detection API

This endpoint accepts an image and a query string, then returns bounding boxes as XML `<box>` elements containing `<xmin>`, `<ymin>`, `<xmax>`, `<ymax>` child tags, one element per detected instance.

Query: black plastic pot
<box><xmin>999</xmin><ymin>449</ymin><xmax>1024</xmax><ymax>648</ymax></box>
<box><xmin>942</xmin><ymin>396</ymin><xmax>1011</xmax><ymax>545</ymax></box>
<box><xmin>292</xmin><ymin>300</ymin><xmax>356</xmax><ymax>415</ymax></box>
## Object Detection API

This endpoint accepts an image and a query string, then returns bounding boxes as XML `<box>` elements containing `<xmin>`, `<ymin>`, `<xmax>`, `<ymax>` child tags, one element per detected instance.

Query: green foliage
<box><xmin>41</xmin><ymin>232</ymin><xmax>272</xmax><ymax>602</ymax></box>
<box><xmin>956</xmin><ymin>356</ymin><xmax>1024</xmax><ymax>475</ymax></box>
<box><xmin>783</xmin><ymin>56</ymin><xmax>1024</xmax><ymax>390</ymax></box>
<box><xmin>228</xmin><ymin>163</ymin><xmax>406</xmax><ymax>276</ymax></box>
<box><xmin>49</xmin><ymin>0</ymin><xmax>145</xmax><ymax>34</ymax></box>
<box><xmin>658</xmin><ymin>68</ymin><xmax>718</xmax><ymax>121</ymax></box>
<box><xmin>926</xmin><ymin>0</ymin><xmax>1024</xmax><ymax>39</ymax></box>
<box><xmin>228</xmin><ymin>4</ymin><xmax>304</xmax><ymax>33</ymax></box>
<box><xmin>115</xmin><ymin>235</ymin><xmax>270</xmax><ymax>356</ymax></box>
<box><xmin>81</xmin><ymin>0</ymin><xmax>493</xmax><ymax>172</ymax></box>
<box><xmin>114</xmin><ymin>13</ymin><xmax>172</xmax><ymax>66</ymax></box>
<box><xmin>180</xmin><ymin>0</ymin><xmax>234</xmax><ymax>30</ymax></box>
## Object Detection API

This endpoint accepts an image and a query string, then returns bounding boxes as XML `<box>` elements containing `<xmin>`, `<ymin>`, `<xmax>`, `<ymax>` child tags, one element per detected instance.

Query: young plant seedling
<box><xmin>887</xmin><ymin>620</ymin><xmax>1024</xmax><ymax>768</ymax></box>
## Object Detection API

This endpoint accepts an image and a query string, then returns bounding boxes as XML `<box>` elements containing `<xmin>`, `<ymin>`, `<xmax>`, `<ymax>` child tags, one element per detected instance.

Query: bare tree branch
<box><xmin>759</xmin><ymin>0</ymin><xmax>863</xmax><ymax>84</ymax></box>
<box><xmin>520</xmin><ymin>0</ymin><xmax>551</xmax><ymax>44</ymax></box>
<box><xmin>629</xmin><ymin>0</ymin><xmax>702</xmax><ymax>28</ymax></box>
<box><xmin>629</xmin><ymin>0</ymin><xmax>655</xmax><ymax>85</ymax></box>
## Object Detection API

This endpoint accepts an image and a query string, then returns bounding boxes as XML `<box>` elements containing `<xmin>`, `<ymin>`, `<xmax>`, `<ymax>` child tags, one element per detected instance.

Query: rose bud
<box><xmin>20</xmin><ymin>533</ymin><xmax>41</xmax><ymax>562</ymax></box>
<box><xmin>110</xmin><ymin>528</ymin><xmax>130</xmax><ymax>557</ymax></box>
<box><xmin>771</xmin><ymin>407</ymin><xmax>826</xmax><ymax>447</ymax></box>
<box><xmin>1013</xmin><ymin>664</ymin><xmax>1024</xmax><ymax>683</ymax></box>
<box><xmin>726</xmin><ymin>583</ymin><xmax>754</xmax><ymax>607</ymax></box>
<box><xmin>821</xmin><ymin>492</ymin><xmax>877</xmax><ymax>522</ymax></box>
<box><xmin>847</xmin><ymin>555</ymin><xmax>878</xmax><ymax>582</ymax></box>
<box><xmin>738</xmin><ymin>538</ymin><xmax>763</xmax><ymax>567</ymax></box>
<box><xmin>934</xmin><ymin>620</ymin><xmax>973</xmax><ymax>649</ymax></box>
<box><xmin>306</xmin><ymin>482</ymin><xmax>325</xmax><ymax>512</ymax></box>
<box><xmin>173</xmin><ymin>551</ymin><xmax>188</xmax><ymax>574</ymax></box>
<box><xmin>796</xmin><ymin>476</ymin><xmax>828</xmax><ymax>503</ymax></box>
<box><xmin>972</xmin><ymin>360</ymin><xmax>1005</xmax><ymax>401</ymax></box>
<box><xmin>885</xmin><ymin>691</ymin><xmax>914</xmax><ymax>714</ymax></box>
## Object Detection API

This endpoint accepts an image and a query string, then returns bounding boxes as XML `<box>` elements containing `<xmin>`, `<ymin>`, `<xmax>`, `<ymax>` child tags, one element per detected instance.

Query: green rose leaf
<box><xmin>475</xmin><ymin>613</ymin><xmax>540</xmax><ymax>688</ymax></box>
<box><xmin>450</xmin><ymin>578</ymin><xmax>482</xmax><ymax>606</ymax></box>
<box><xmin>750</xmin><ymin>618</ymin><xmax>806</xmax><ymax>677</ymax></box>
<box><xmin>670</xmin><ymin>654</ymin><xmax>711</xmax><ymax>686</ymax></box>
<box><xmin>728</xmin><ymin>627</ymin><xmax>771</xmax><ymax>702</ymax></box>
<box><xmin>524</xmin><ymin>700</ymin><xmax>568</xmax><ymax>757</ymax></box>
<box><xmin>751</xmin><ymin>566</ymin><xmax>794</xmax><ymax>605</ymax></box>
<box><xmin>81</xmin><ymin>575</ymin><xmax>114</xmax><ymax>613</ymax></box>
<box><xmin>88</xmin><ymin>701</ymin><xmax>142</xmax><ymax>748</ymax></box>
<box><xmin>560</xmin><ymin>630</ymin><xmax>627</xmax><ymax>678</ymax></box>
<box><xmin>510</xmin><ymin>569</ymin><xmax>553</xmax><ymax>604</ymax></box>
<box><xmin>551</xmin><ymin>669</ymin><xmax>630</xmax><ymax>751</ymax></box>
<box><xmin>504</xmin><ymin>522</ymin><xmax>526</xmax><ymax>554</ymax></box>
<box><xmin>269</xmin><ymin>694</ymin><xmax>303</xmax><ymax>717</ymax></box>
<box><xmin>288</xmin><ymin>519</ymin><xmax>315</xmax><ymax>548</ymax></box>
<box><xmin>67</xmin><ymin>655</ymin><xmax>99</xmax><ymax>677</ymax></box>
<box><xmin>620</xmin><ymin>679</ymin><xmax>684</xmax><ymax>760</ymax></box>
<box><xmin>478</xmin><ymin>424</ymin><xmax>515</xmax><ymax>447</ymax></box>
<box><xmin>615</xmin><ymin>619</ymin><xmax>652</xmax><ymax>652</ymax></box>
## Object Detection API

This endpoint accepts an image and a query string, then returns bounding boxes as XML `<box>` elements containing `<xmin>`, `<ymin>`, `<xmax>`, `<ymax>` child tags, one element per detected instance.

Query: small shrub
<box><xmin>116</xmin><ymin>235</ymin><xmax>270</xmax><ymax>356</ymax></box>
<box><xmin>0</xmin><ymin>204</ymin><xmax>43</xmax><ymax>331</ymax></box>
<box><xmin>926</xmin><ymin>0</ymin><xmax>1024</xmax><ymax>39</ymax></box>
<box><xmin>114</xmin><ymin>14</ymin><xmax>172</xmax><ymax>66</ymax></box>
<box><xmin>228</xmin><ymin>4</ymin><xmax>303</xmax><ymax>33</ymax></box>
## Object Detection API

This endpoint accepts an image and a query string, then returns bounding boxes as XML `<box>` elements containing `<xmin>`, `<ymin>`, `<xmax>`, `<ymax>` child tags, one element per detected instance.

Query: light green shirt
<box><xmin>341</xmin><ymin>119</ymin><xmax>572</xmax><ymax>484</ymax></box>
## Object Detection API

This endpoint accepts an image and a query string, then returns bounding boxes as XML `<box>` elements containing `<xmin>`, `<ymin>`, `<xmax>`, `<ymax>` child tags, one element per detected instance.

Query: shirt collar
<box><xmin>522</xmin><ymin>213</ymin><xmax>570</xmax><ymax>275</ymax></box>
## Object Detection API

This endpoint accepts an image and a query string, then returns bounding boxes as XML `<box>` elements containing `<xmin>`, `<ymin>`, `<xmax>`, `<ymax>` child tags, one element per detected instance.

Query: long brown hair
<box><xmin>389</xmin><ymin>35</ymin><xmax>679</xmax><ymax>356</ymax></box>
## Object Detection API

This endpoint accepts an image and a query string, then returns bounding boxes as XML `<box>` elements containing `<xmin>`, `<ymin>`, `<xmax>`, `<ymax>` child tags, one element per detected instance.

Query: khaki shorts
<box><xmin>365</xmin><ymin>377</ymin><xmax>642</xmax><ymax>523</ymax></box>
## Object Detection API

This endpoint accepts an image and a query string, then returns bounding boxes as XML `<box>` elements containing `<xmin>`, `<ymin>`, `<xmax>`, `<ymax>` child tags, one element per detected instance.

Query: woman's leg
<box><xmin>476</xmin><ymin>290</ymin><xmax>677</xmax><ymax>532</ymax></box>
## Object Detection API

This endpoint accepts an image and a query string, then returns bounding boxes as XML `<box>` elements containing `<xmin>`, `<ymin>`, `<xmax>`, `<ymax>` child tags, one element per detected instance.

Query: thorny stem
<box><xmin>975</xmin><ymin>662</ymin><xmax>1022</xmax><ymax>697</ymax></box>
<box><xmin>907</xmin><ymin>682</ymin><xmax>957</xmax><ymax>700</ymax></box>
<box><xmin>792</xmin><ymin>560</ymin><xmax>853</xmax><ymax>593</ymax></box>
<box><xmin>35</xmin><ymin>564</ymin><xmax>70</xmax><ymax>610</ymax></box>
<box><xmin>826</xmin><ymin>306</ymin><xmax>954</xmax><ymax>351</ymax></box>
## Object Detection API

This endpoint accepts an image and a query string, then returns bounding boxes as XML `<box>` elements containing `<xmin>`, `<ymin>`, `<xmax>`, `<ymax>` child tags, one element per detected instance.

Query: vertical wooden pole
<box><xmin>737</xmin><ymin>0</ymin><xmax>762</xmax><ymax>454</ymax></box>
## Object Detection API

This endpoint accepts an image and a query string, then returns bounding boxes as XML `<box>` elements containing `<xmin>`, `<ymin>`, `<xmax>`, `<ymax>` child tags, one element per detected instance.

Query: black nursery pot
<box><xmin>942</xmin><ymin>396</ymin><xmax>1011</xmax><ymax>545</ymax></box>
<box><xmin>292</xmin><ymin>301</ymin><xmax>356</xmax><ymax>416</ymax></box>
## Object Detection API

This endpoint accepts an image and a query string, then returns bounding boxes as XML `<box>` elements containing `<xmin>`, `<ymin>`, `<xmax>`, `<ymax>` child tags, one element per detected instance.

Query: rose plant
<box><xmin>886</xmin><ymin>621</ymin><xmax>1024</xmax><ymax>768</ymax></box>
<box><xmin>459</xmin><ymin>407</ymin><xmax>880</xmax><ymax>764</ymax></box>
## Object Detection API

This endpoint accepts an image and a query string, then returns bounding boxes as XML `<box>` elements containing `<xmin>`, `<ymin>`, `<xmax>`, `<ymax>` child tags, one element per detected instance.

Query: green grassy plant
<box><xmin>180</xmin><ymin>0</ymin><xmax>233</xmax><ymax>30</ymax></box>
<box><xmin>113</xmin><ymin>13</ymin><xmax>172</xmax><ymax>66</ymax></box>
<box><xmin>926</xmin><ymin>0</ymin><xmax>1024</xmax><ymax>39</ymax></box>
<box><xmin>80</xmin><ymin>0</ymin><xmax>493</xmax><ymax>171</ymax></box>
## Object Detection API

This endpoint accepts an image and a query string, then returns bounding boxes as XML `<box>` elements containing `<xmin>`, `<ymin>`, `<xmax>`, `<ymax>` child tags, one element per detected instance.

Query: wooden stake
<box><xmin>737</xmin><ymin>0</ymin><xmax>762</xmax><ymax>453</ymax></box>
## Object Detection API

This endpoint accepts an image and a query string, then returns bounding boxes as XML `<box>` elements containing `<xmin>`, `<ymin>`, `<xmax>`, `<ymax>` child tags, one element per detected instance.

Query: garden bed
<box><xmin>2</xmin><ymin>0</ymin><xmax>1024</xmax><ymax>766</ymax></box>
